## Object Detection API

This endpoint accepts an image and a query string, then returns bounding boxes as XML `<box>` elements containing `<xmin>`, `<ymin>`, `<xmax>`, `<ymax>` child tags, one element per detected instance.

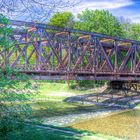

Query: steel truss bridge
<box><xmin>0</xmin><ymin>20</ymin><xmax>140</xmax><ymax>81</ymax></box>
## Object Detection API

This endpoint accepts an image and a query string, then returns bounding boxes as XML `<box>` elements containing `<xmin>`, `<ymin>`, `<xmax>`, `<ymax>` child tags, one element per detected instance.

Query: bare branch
<box><xmin>0</xmin><ymin>0</ymin><xmax>81</xmax><ymax>21</ymax></box>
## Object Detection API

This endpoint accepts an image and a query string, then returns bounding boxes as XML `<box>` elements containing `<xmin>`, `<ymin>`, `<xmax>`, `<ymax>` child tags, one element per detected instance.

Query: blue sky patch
<box><xmin>65</xmin><ymin>0</ymin><xmax>140</xmax><ymax>23</ymax></box>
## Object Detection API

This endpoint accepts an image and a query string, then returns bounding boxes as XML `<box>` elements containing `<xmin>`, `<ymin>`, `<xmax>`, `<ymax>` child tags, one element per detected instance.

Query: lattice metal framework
<box><xmin>0</xmin><ymin>20</ymin><xmax>140</xmax><ymax>81</ymax></box>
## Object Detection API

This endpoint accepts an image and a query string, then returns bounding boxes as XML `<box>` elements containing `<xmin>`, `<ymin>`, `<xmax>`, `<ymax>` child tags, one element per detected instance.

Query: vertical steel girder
<box><xmin>0</xmin><ymin>20</ymin><xmax>140</xmax><ymax>81</ymax></box>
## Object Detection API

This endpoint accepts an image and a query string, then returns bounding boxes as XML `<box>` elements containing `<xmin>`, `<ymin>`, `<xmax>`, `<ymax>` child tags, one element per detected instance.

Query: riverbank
<box><xmin>30</xmin><ymin>82</ymin><xmax>140</xmax><ymax>119</ymax></box>
<box><xmin>26</xmin><ymin>82</ymin><xmax>140</xmax><ymax>139</ymax></box>
<box><xmin>35</xmin><ymin>107</ymin><xmax>125</xmax><ymax>126</ymax></box>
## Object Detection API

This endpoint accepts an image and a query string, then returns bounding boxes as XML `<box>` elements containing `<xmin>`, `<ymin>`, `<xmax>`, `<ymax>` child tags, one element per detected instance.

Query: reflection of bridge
<box><xmin>0</xmin><ymin>20</ymin><xmax>140</xmax><ymax>81</ymax></box>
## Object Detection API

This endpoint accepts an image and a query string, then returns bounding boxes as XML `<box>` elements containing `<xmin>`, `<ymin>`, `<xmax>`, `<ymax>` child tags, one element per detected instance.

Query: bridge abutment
<box><xmin>109</xmin><ymin>81</ymin><xmax>140</xmax><ymax>91</ymax></box>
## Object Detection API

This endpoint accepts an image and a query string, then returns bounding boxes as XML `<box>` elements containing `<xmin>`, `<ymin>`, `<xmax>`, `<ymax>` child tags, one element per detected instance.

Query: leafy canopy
<box><xmin>127</xmin><ymin>24</ymin><xmax>140</xmax><ymax>40</ymax></box>
<box><xmin>0</xmin><ymin>14</ymin><xmax>13</xmax><ymax>49</ymax></box>
<box><xmin>75</xmin><ymin>9</ymin><xmax>124</xmax><ymax>37</ymax></box>
<box><xmin>0</xmin><ymin>14</ymin><xmax>34</xmax><ymax>138</ymax></box>
<box><xmin>49</xmin><ymin>11</ymin><xmax>74</xmax><ymax>28</ymax></box>
<box><xmin>48</xmin><ymin>9</ymin><xmax>125</xmax><ymax>37</ymax></box>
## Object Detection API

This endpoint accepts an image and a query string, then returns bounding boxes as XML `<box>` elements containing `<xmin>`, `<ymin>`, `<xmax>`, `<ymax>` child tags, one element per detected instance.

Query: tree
<box><xmin>0</xmin><ymin>0</ymin><xmax>80</xmax><ymax>21</ymax></box>
<box><xmin>48</xmin><ymin>12</ymin><xmax>75</xmax><ymax>28</ymax></box>
<box><xmin>119</xmin><ymin>17</ymin><xmax>133</xmax><ymax>39</ymax></box>
<box><xmin>0</xmin><ymin>14</ymin><xmax>34</xmax><ymax>138</ymax></box>
<box><xmin>119</xmin><ymin>16</ymin><xmax>140</xmax><ymax>41</ymax></box>
<box><xmin>0</xmin><ymin>14</ymin><xmax>12</xmax><ymax>49</ymax></box>
<box><xmin>75</xmin><ymin>9</ymin><xmax>124</xmax><ymax>37</ymax></box>
<box><xmin>119</xmin><ymin>16</ymin><xmax>132</xmax><ymax>32</ymax></box>
<box><xmin>127</xmin><ymin>24</ymin><xmax>140</xmax><ymax>41</ymax></box>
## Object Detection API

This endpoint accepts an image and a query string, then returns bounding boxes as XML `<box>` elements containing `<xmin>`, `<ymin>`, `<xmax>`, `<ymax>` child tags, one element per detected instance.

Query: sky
<box><xmin>1</xmin><ymin>0</ymin><xmax>140</xmax><ymax>23</ymax></box>
<box><xmin>64</xmin><ymin>0</ymin><xmax>140</xmax><ymax>23</ymax></box>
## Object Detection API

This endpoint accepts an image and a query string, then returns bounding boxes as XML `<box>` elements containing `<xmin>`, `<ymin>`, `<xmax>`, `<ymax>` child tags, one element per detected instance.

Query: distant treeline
<box><xmin>48</xmin><ymin>9</ymin><xmax>140</xmax><ymax>41</ymax></box>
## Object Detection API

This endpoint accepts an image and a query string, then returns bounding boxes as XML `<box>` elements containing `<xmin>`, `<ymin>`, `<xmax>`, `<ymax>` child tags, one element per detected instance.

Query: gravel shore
<box><xmin>39</xmin><ymin>108</ymin><xmax>125</xmax><ymax>126</ymax></box>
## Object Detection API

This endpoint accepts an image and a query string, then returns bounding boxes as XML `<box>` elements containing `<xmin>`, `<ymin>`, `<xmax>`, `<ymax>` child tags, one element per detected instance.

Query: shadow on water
<box><xmin>64</xmin><ymin>88</ymin><xmax>140</xmax><ymax>109</ymax></box>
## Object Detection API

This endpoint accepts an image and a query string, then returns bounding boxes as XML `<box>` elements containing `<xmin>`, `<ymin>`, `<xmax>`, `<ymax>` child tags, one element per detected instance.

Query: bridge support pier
<box><xmin>109</xmin><ymin>81</ymin><xmax>140</xmax><ymax>91</ymax></box>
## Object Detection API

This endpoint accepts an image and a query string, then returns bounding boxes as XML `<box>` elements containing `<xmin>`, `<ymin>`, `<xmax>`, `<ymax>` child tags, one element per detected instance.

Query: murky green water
<box><xmin>71</xmin><ymin>109</ymin><xmax>140</xmax><ymax>140</ymax></box>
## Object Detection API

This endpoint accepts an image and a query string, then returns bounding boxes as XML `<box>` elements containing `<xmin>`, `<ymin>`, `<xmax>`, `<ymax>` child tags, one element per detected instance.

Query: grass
<box><xmin>1</xmin><ymin>81</ymin><xmax>139</xmax><ymax>140</ymax></box>
<box><xmin>19</xmin><ymin>81</ymin><xmax>140</xmax><ymax>126</ymax></box>
<box><xmin>29</xmin><ymin>81</ymin><xmax>140</xmax><ymax>140</ymax></box>
<box><xmin>28</xmin><ymin>81</ymin><xmax>140</xmax><ymax>118</ymax></box>
<box><xmin>26</xmin><ymin>81</ymin><xmax>104</xmax><ymax>118</ymax></box>
<box><xmin>31</xmin><ymin>100</ymin><xmax>102</xmax><ymax>118</ymax></box>
<box><xmin>3</xmin><ymin>123</ymin><xmax>123</xmax><ymax>140</ymax></box>
<box><xmin>29</xmin><ymin>80</ymin><xmax>106</xmax><ymax>101</ymax></box>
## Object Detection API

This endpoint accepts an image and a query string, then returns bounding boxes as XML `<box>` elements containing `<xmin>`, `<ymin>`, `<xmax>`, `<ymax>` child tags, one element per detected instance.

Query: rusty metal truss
<box><xmin>0</xmin><ymin>20</ymin><xmax>140</xmax><ymax>81</ymax></box>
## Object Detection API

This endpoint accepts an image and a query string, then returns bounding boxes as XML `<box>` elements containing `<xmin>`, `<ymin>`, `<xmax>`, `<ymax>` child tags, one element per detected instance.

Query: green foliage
<box><xmin>49</xmin><ymin>12</ymin><xmax>75</xmax><ymax>28</ymax></box>
<box><xmin>77</xmin><ymin>80</ymin><xmax>105</xmax><ymax>89</ymax></box>
<box><xmin>0</xmin><ymin>14</ymin><xmax>13</xmax><ymax>50</ymax></box>
<box><xmin>0</xmin><ymin>67</ymin><xmax>33</xmax><ymax>138</ymax></box>
<box><xmin>0</xmin><ymin>15</ymin><xmax>34</xmax><ymax>138</ymax></box>
<box><xmin>126</xmin><ymin>24</ymin><xmax>140</xmax><ymax>40</ymax></box>
<box><xmin>1</xmin><ymin>125</ymin><xmax>80</xmax><ymax>140</ymax></box>
<box><xmin>120</xmin><ymin>17</ymin><xmax>140</xmax><ymax>41</ymax></box>
<box><xmin>2</xmin><ymin>123</ymin><xmax>123</xmax><ymax>140</ymax></box>
<box><xmin>75</xmin><ymin>9</ymin><xmax>124</xmax><ymax>37</ymax></box>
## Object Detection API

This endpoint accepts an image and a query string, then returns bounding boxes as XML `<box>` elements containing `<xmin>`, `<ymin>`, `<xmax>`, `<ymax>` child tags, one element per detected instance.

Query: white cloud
<box><xmin>63</xmin><ymin>0</ymin><xmax>134</xmax><ymax>15</ymax></box>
